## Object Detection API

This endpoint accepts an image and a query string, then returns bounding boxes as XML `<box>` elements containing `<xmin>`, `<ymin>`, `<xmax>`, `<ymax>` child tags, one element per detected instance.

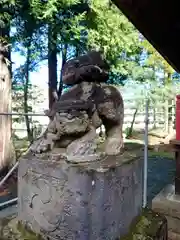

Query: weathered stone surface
<box><xmin>66</xmin><ymin>126</ymin><xmax>102</xmax><ymax>162</ymax></box>
<box><xmin>18</xmin><ymin>152</ymin><xmax>143</xmax><ymax>240</ymax></box>
<box><xmin>31</xmin><ymin>51</ymin><xmax>124</xmax><ymax>159</ymax></box>
<box><xmin>62</xmin><ymin>51</ymin><xmax>109</xmax><ymax>85</ymax></box>
<box><xmin>58</xmin><ymin>81</ymin><xmax>124</xmax><ymax>156</ymax></box>
<box><xmin>104</xmin><ymin>125</ymin><xmax>124</xmax><ymax>155</ymax></box>
<box><xmin>121</xmin><ymin>208</ymin><xmax>168</xmax><ymax>240</ymax></box>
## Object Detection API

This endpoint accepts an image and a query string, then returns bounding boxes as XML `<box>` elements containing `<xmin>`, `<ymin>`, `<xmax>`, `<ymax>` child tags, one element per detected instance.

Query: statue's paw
<box><xmin>36</xmin><ymin>145</ymin><xmax>48</xmax><ymax>154</ymax></box>
<box><xmin>33</xmin><ymin>139</ymin><xmax>54</xmax><ymax>154</ymax></box>
<box><xmin>104</xmin><ymin>138</ymin><xmax>124</xmax><ymax>155</ymax></box>
<box><xmin>66</xmin><ymin>127</ymin><xmax>98</xmax><ymax>162</ymax></box>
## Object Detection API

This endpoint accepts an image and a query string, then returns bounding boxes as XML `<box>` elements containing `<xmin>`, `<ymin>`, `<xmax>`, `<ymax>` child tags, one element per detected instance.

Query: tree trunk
<box><xmin>0</xmin><ymin>32</ymin><xmax>15</xmax><ymax>171</ymax></box>
<box><xmin>126</xmin><ymin>108</ymin><xmax>138</xmax><ymax>139</ymax></box>
<box><xmin>48</xmin><ymin>24</ymin><xmax>57</xmax><ymax>109</ymax></box>
<box><xmin>75</xmin><ymin>46</ymin><xmax>80</xmax><ymax>57</ymax></box>
<box><xmin>24</xmin><ymin>38</ymin><xmax>33</xmax><ymax>142</ymax></box>
<box><xmin>168</xmin><ymin>99</ymin><xmax>173</xmax><ymax>134</ymax></box>
<box><xmin>164</xmin><ymin>72</ymin><xmax>173</xmax><ymax>133</ymax></box>
<box><xmin>164</xmin><ymin>99</ymin><xmax>169</xmax><ymax>133</ymax></box>
<box><xmin>58</xmin><ymin>44</ymin><xmax>68</xmax><ymax>98</ymax></box>
<box><xmin>153</xmin><ymin>107</ymin><xmax>156</xmax><ymax>129</ymax></box>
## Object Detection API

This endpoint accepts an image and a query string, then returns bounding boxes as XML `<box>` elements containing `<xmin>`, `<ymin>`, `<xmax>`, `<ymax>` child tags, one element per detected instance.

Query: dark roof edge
<box><xmin>112</xmin><ymin>0</ymin><xmax>178</xmax><ymax>72</ymax></box>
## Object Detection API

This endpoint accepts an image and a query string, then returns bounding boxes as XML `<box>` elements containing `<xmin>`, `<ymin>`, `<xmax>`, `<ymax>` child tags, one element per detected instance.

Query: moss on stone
<box><xmin>16</xmin><ymin>221</ymin><xmax>44</xmax><ymax>240</ymax></box>
<box><xmin>120</xmin><ymin>208</ymin><xmax>167</xmax><ymax>240</ymax></box>
<box><xmin>0</xmin><ymin>208</ymin><xmax>165</xmax><ymax>240</ymax></box>
<box><xmin>0</xmin><ymin>217</ymin><xmax>44</xmax><ymax>240</ymax></box>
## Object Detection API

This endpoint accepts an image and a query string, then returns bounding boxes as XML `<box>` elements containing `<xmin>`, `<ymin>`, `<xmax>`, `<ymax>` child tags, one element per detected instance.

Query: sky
<box><xmin>11</xmin><ymin>27</ymin><xmax>49</xmax><ymax>92</ymax></box>
<box><xmin>12</xmin><ymin>52</ymin><xmax>48</xmax><ymax>88</ymax></box>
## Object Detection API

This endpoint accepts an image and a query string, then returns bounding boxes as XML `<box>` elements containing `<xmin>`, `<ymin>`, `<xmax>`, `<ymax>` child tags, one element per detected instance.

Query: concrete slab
<box><xmin>152</xmin><ymin>184</ymin><xmax>180</xmax><ymax>219</ymax></box>
<box><xmin>166</xmin><ymin>215</ymin><xmax>180</xmax><ymax>235</ymax></box>
<box><xmin>169</xmin><ymin>231</ymin><xmax>180</xmax><ymax>240</ymax></box>
<box><xmin>152</xmin><ymin>183</ymin><xmax>180</xmax><ymax>240</ymax></box>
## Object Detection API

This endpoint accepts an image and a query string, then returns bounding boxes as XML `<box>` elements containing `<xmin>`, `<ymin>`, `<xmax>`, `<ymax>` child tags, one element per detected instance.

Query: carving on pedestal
<box><xmin>18</xmin><ymin>154</ymin><xmax>143</xmax><ymax>240</ymax></box>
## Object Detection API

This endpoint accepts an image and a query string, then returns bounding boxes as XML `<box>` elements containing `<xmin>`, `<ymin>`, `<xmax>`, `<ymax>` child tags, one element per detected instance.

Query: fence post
<box><xmin>143</xmin><ymin>99</ymin><xmax>149</xmax><ymax>208</ymax></box>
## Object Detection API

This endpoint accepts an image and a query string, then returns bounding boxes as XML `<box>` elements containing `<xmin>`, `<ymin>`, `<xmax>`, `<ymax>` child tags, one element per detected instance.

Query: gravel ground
<box><xmin>147</xmin><ymin>156</ymin><xmax>175</xmax><ymax>204</ymax></box>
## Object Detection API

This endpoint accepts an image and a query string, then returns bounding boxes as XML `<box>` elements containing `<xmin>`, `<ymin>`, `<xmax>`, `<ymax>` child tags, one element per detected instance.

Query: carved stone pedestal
<box><xmin>18</xmin><ymin>151</ymin><xmax>143</xmax><ymax>240</ymax></box>
<box><xmin>152</xmin><ymin>184</ymin><xmax>180</xmax><ymax>240</ymax></box>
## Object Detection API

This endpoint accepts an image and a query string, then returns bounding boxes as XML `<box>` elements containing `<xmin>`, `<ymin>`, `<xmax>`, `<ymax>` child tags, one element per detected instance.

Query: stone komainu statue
<box><xmin>31</xmin><ymin>51</ymin><xmax>124</xmax><ymax>162</ymax></box>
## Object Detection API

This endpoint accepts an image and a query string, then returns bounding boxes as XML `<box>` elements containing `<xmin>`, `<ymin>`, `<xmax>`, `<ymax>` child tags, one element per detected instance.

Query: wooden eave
<box><xmin>112</xmin><ymin>0</ymin><xmax>180</xmax><ymax>72</ymax></box>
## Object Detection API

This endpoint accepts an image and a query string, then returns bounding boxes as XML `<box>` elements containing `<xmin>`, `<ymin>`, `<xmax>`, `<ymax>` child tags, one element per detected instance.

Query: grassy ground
<box><xmin>148</xmin><ymin>149</ymin><xmax>174</xmax><ymax>159</ymax></box>
<box><xmin>125</xmin><ymin>129</ymin><xmax>174</xmax><ymax>159</ymax></box>
<box><xmin>12</xmin><ymin>128</ymin><xmax>175</xmax><ymax>160</ymax></box>
<box><xmin>13</xmin><ymin>138</ymin><xmax>29</xmax><ymax>159</ymax></box>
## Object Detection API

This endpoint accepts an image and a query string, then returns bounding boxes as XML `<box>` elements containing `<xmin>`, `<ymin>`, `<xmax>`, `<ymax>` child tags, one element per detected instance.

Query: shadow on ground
<box><xmin>147</xmin><ymin>155</ymin><xmax>175</xmax><ymax>204</ymax></box>
<box><xmin>125</xmin><ymin>142</ymin><xmax>175</xmax><ymax>205</ymax></box>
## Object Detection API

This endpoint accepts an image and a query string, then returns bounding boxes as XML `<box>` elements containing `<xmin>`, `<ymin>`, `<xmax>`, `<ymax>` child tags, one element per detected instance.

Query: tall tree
<box><xmin>12</xmin><ymin>67</ymin><xmax>45</xmax><ymax>143</ymax></box>
<box><xmin>31</xmin><ymin>0</ymin><xmax>89</xmax><ymax>106</ymax></box>
<box><xmin>0</xmin><ymin>0</ymin><xmax>16</xmax><ymax>171</ymax></box>
<box><xmin>12</xmin><ymin>0</ymin><xmax>47</xmax><ymax>141</ymax></box>
<box><xmin>142</xmin><ymin>39</ymin><xmax>175</xmax><ymax>132</ymax></box>
<box><xmin>87</xmin><ymin>0</ymin><xmax>142</xmax><ymax>83</ymax></box>
<box><xmin>48</xmin><ymin>22</ymin><xmax>58</xmax><ymax>108</ymax></box>
<box><xmin>24</xmin><ymin>37</ymin><xmax>33</xmax><ymax>142</ymax></box>
<box><xmin>58</xmin><ymin>43</ymin><xmax>68</xmax><ymax>97</ymax></box>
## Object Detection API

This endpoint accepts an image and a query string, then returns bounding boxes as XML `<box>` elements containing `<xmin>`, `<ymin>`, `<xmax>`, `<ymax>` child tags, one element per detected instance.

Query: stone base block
<box><xmin>18</xmin><ymin>151</ymin><xmax>143</xmax><ymax>240</ymax></box>
<box><xmin>152</xmin><ymin>184</ymin><xmax>180</xmax><ymax>239</ymax></box>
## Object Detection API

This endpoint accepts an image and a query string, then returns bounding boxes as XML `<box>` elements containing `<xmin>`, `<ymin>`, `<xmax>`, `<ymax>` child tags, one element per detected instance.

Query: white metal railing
<box><xmin>0</xmin><ymin>162</ymin><xmax>19</xmax><ymax>209</ymax></box>
<box><xmin>0</xmin><ymin>198</ymin><xmax>18</xmax><ymax>209</ymax></box>
<box><xmin>0</xmin><ymin>162</ymin><xmax>19</xmax><ymax>188</ymax></box>
<box><xmin>0</xmin><ymin>112</ymin><xmax>46</xmax><ymax>116</ymax></box>
<box><xmin>143</xmin><ymin>99</ymin><xmax>149</xmax><ymax>207</ymax></box>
